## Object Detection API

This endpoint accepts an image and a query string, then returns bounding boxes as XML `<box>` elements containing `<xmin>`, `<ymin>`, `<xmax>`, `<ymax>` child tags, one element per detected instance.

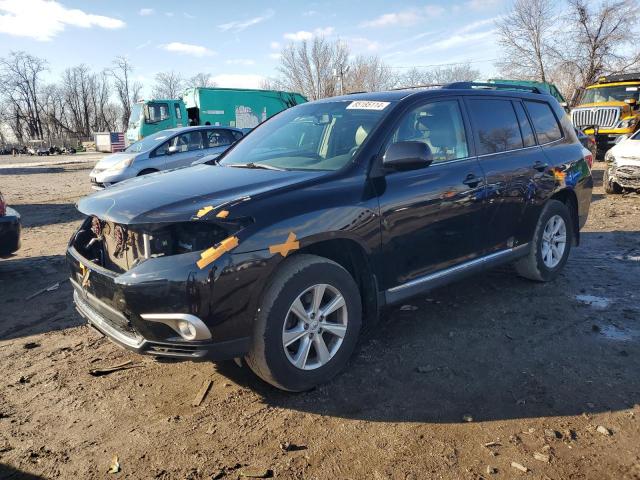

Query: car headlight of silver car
<box><xmin>108</xmin><ymin>157</ymin><xmax>134</xmax><ymax>171</ymax></box>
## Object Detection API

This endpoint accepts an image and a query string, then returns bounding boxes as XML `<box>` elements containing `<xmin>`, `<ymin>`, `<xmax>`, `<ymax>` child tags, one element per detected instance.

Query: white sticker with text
<box><xmin>346</xmin><ymin>101</ymin><xmax>390</xmax><ymax>110</ymax></box>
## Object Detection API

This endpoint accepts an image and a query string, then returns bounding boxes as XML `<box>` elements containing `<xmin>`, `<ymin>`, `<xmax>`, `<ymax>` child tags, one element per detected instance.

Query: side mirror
<box><xmin>167</xmin><ymin>145</ymin><xmax>178</xmax><ymax>155</ymax></box>
<box><xmin>383</xmin><ymin>141</ymin><xmax>433</xmax><ymax>171</ymax></box>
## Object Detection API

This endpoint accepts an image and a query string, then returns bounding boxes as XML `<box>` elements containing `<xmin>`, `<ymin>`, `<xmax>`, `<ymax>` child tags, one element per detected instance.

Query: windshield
<box><xmin>218</xmin><ymin>100</ymin><xmax>393</xmax><ymax>171</ymax></box>
<box><xmin>124</xmin><ymin>131</ymin><xmax>172</xmax><ymax>153</ymax></box>
<box><xmin>128</xmin><ymin>103</ymin><xmax>143</xmax><ymax>128</ymax></box>
<box><xmin>582</xmin><ymin>85</ymin><xmax>640</xmax><ymax>104</ymax></box>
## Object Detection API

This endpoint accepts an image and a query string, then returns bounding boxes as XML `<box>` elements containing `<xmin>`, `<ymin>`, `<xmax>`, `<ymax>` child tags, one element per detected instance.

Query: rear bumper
<box><xmin>0</xmin><ymin>207</ymin><xmax>21</xmax><ymax>256</ymax></box>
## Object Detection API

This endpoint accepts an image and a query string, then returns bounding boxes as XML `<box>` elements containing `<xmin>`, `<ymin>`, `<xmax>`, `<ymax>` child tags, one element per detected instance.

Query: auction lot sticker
<box><xmin>346</xmin><ymin>101</ymin><xmax>390</xmax><ymax>110</ymax></box>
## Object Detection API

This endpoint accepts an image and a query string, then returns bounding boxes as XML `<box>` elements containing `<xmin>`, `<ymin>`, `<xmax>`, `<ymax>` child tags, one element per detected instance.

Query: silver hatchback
<box><xmin>90</xmin><ymin>126</ymin><xmax>243</xmax><ymax>189</ymax></box>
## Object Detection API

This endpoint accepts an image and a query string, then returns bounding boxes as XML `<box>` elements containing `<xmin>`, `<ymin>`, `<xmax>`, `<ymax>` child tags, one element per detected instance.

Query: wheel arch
<box><xmin>292</xmin><ymin>237</ymin><xmax>380</xmax><ymax>330</ymax></box>
<box><xmin>550</xmin><ymin>188</ymin><xmax>579</xmax><ymax>246</ymax></box>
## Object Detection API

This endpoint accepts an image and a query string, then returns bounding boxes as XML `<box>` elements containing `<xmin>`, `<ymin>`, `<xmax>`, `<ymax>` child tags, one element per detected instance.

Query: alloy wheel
<box><xmin>541</xmin><ymin>214</ymin><xmax>567</xmax><ymax>268</ymax></box>
<box><xmin>282</xmin><ymin>283</ymin><xmax>348</xmax><ymax>370</ymax></box>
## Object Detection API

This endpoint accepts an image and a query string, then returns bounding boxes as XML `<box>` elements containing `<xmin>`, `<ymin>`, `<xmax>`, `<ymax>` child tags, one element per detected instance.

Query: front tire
<box><xmin>245</xmin><ymin>254</ymin><xmax>362</xmax><ymax>392</ymax></box>
<box><xmin>515</xmin><ymin>200</ymin><xmax>573</xmax><ymax>282</ymax></box>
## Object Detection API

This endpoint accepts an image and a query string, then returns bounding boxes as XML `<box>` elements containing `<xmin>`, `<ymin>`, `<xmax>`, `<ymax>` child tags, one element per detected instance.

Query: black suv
<box><xmin>67</xmin><ymin>83</ymin><xmax>593</xmax><ymax>391</ymax></box>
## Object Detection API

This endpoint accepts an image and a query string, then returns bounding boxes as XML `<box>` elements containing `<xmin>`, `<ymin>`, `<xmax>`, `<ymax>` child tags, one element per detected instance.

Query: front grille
<box><xmin>74</xmin><ymin>288</ymin><xmax>138</xmax><ymax>339</ymax></box>
<box><xmin>572</xmin><ymin>107</ymin><xmax>620</xmax><ymax>128</ymax></box>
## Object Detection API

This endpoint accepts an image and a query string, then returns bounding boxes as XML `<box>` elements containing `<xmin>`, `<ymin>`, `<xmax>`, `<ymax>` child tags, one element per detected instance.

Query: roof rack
<box><xmin>389</xmin><ymin>83</ymin><xmax>445</xmax><ymax>91</ymax></box>
<box><xmin>444</xmin><ymin>82</ymin><xmax>543</xmax><ymax>94</ymax></box>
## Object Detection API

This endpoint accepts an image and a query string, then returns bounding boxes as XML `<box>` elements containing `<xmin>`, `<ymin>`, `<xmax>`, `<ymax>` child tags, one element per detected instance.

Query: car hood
<box><xmin>78</xmin><ymin>164</ymin><xmax>324</xmax><ymax>224</ymax></box>
<box><xmin>94</xmin><ymin>152</ymin><xmax>139</xmax><ymax>170</ymax></box>
<box><xmin>611</xmin><ymin>140</ymin><xmax>640</xmax><ymax>165</ymax></box>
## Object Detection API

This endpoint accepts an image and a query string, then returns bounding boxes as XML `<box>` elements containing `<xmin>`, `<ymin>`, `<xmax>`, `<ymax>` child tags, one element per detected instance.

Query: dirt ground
<box><xmin>0</xmin><ymin>158</ymin><xmax>639</xmax><ymax>480</ymax></box>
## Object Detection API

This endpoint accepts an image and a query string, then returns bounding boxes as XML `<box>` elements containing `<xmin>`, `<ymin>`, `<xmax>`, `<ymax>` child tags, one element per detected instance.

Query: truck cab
<box><xmin>126</xmin><ymin>99</ymin><xmax>188</xmax><ymax>144</ymax></box>
<box><xmin>570</xmin><ymin>73</ymin><xmax>640</xmax><ymax>157</ymax></box>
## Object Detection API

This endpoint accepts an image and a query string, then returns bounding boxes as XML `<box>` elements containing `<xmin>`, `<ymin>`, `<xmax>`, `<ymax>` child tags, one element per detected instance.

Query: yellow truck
<box><xmin>571</xmin><ymin>73</ymin><xmax>640</xmax><ymax>157</ymax></box>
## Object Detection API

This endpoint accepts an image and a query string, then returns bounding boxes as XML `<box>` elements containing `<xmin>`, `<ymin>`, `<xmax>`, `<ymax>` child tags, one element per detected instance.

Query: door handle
<box><xmin>533</xmin><ymin>160</ymin><xmax>548</xmax><ymax>172</ymax></box>
<box><xmin>462</xmin><ymin>173</ymin><xmax>481</xmax><ymax>187</ymax></box>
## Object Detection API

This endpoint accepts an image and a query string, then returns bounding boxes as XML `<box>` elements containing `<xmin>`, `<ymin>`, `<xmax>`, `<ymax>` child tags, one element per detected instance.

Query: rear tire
<box><xmin>603</xmin><ymin>168</ymin><xmax>622</xmax><ymax>194</ymax></box>
<box><xmin>245</xmin><ymin>254</ymin><xmax>362</xmax><ymax>392</ymax></box>
<box><xmin>515</xmin><ymin>200</ymin><xmax>573</xmax><ymax>282</ymax></box>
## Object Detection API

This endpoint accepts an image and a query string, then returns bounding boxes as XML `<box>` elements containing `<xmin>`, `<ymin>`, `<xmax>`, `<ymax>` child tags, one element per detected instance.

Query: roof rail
<box><xmin>444</xmin><ymin>82</ymin><xmax>543</xmax><ymax>94</ymax></box>
<box><xmin>389</xmin><ymin>83</ymin><xmax>444</xmax><ymax>91</ymax></box>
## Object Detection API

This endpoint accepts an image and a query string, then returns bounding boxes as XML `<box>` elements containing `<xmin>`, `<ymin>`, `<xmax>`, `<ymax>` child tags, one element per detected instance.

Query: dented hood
<box><xmin>77</xmin><ymin>164</ymin><xmax>323</xmax><ymax>225</ymax></box>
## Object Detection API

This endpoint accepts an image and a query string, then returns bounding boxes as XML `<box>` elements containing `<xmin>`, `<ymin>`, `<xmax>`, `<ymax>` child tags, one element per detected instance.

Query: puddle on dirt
<box><xmin>598</xmin><ymin>324</ymin><xmax>639</xmax><ymax>342</ymax></box>
<box><xmin>576</xmin><ymin>295</ymin><xmax>611</xmax><ymax>309</ymax></box>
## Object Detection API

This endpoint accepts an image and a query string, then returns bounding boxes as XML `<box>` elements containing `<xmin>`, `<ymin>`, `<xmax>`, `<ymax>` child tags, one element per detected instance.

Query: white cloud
<box><xmin>183</xmin><ymin>12</ymin><xmax>195</xmax><ymax>19</ymax></box>
<box><xmin>161</xmin><ymin>42</ymin><xmax>215</xmax><ymax>57</ymax></box>
<box><xmin>302</xmin><ymin>10</ymin><xmax>318</xmax><ymax>16</ymax></box>
<box><xmin>457</xmin><ymin>16</ymin><xmax>501</xmax><ymax>34</ymax></box>
<box><xmin>268</xmin><ymin>52</ymin><xmax>281</xmax><ymax>60</ymax></box>
<box><xmin>225</xmin><ymin>58</ymin><xmax>256</xmax><ymax>66</ymax></box>
<box><xmin>360</xmin><ymin>6</ymin><xmax>444</xmax><ymax>28</ymax></box>
<box><xmin>211</xmin><ymin>74</ymin><xmax>265</xmax><ymax>89</ymax></box>
<box><xmin>0</xmin><ymin>0</ymin><xmax>125</xmax><ymax>41</ymax></box>
<box><xmin>347</xmin><ymin>36</ymin><xmax>381</xmax><ymax>52</ymax></box>
<box><xmin>466</xmin><ymin>0</ymin><xmax>502</xmax><ymax>10</ymax></box>
<box><xmin>218</xmin><ymin>9</ymin><xmax>274</xmax><ymax>33</ymax></box>
<box><xmin>165</xmin><ymin>12</ymin><xmax>174</xmax><ymax>17</ymax></box>
<box><xmin>135</xmin><ymin>40</ymin><xmax>151</xmax><ymax>50</ymax></box>
<box><xmin>138</xmin><ymin>8</ymin><xmax>154</xmax><ymax>16</ymax></box>
<box><xmin>283</xmin><ymin>27</ymin><xmax>334</xmax><ymax>41</ymax></box>
<box><xmin>270</xmin><ymin>41</ymin><xmax>281</xmax><ymax>50</ymax></box>
<box><xmin>427</xmin><ymin>29</ymin><xmax>496</xmax><ymax>51</ymax></box>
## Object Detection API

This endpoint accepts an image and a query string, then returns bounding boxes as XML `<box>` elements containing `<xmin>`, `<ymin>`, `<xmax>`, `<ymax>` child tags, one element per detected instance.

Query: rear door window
<box><xmin>206</xmin><ymin>129</ymin><xmax>234</xmax><ymax>147</ymax></box>
<box><xmin>179</xmin><ymin>131</ymin><xmax>204</xmax><ymax>151</ymax></box>
<box><xmin>467</xmin><ymin>98</ymin><xmax>523</xmax><ymax>155</ymax></box>
<box><xmin>524</xmin><ymin>101</ymin><xmax>563</xmax><ymax>144</ymax></box>
<box><xmin>513</xmin><ymin>101</ymin><xmax>536</xmax><ymax>147</ymax></box>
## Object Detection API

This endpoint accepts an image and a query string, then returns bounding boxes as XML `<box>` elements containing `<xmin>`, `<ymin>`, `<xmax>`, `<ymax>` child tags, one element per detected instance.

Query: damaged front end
<box><xmin>67</xmin><ymin>211</ymin><xmax>253</xmax><ymax>359</ymax></box>
<box><xmin>605</xmin><ymin>154</ymin><xmax>640</xmax><ymax>191</ymax></box>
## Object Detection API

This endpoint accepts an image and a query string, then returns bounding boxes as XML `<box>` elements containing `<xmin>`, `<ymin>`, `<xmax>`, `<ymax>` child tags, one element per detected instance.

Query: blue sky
<box><xmin>0</xmin><ymin>0</ymin><xmax>506</xmax><ymax>92</ymax></box>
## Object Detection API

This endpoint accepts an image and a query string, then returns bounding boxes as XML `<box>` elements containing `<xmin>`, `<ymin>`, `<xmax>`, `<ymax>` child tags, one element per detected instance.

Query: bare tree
<box><xmin>395</xmin><ymin>64</ymin><xmax>480</xmax><ymax>88</ymax></box>
<box><xmin>108</xmin><ymin>56</ymin><xmax>141</xmax><ymax>130</ymax></box>
<box><xmin>561</xmin><ymin>0</ymin><xmax>640</xmax><ymax>92</ymax></box>
<box><xmin>187</xmin><ymin>72</ymin><xmax>216</xmax><ymax>88</ymax></box>
<box><xmin>345</xmin><ymin>55</ymin><xmax>397</xmax><ymax>93</ymax></box>
<box><xmin>496</xmin><ymin>0</ymin><xmax>557</xmax><ymax>82</ymax></box>
<box><xmin>276</xmin><ymin>37</ymin><xmax>349</xmax><ymax>100</ymax></box>
<box><xmin>152</xmin><ymin>71</ymin><xmax>185</xmax><ymax>99</ymax></box>
<box><xmin>0</xmin><ymin>51</ymin><xmax>48</xmax><ymax>140</ymax></box>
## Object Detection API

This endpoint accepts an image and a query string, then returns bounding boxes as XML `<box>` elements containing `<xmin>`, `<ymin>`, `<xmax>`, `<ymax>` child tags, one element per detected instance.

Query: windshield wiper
<box><xmin>226</xmin><ymin>162</ymin><xmax>286</xmax><ymax>171</ymax></box>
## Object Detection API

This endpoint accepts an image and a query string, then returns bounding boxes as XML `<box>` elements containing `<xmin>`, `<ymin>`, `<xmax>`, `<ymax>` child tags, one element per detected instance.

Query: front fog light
<box><xmin>177</xmin><ymin>320</ymin><xmax>197</xmax><ymax>340</ymax></box>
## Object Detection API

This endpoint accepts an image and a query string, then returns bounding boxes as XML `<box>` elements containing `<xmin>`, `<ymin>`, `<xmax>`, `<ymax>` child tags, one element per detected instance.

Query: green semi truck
<box><xmin>126</xmin><ymin>87</ymin><xmax>307</xmax><ymax>143</ymax></box>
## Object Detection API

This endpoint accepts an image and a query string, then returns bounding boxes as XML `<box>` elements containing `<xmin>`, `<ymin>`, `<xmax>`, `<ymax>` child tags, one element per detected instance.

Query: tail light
<box><xmin>584</xmin><ymin>152</ymin><xmax>593</xmax><ymax>169</ymax></box>
<box><xmin>0</xmin><ymin>193</ymin><xmax>6</xmax><ymax>217</ymax></box>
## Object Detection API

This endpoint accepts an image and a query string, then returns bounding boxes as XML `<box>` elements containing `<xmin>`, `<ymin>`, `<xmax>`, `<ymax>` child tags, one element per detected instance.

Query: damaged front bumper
<box><xmin>67</xmin><ymin>244</ymin><xmax>251</xmax><ymax>360</ymax></box>
<box><xmin>608</xmin><ymin>163</ymin><xmax>640</xmax><ymax>189</ymax></box>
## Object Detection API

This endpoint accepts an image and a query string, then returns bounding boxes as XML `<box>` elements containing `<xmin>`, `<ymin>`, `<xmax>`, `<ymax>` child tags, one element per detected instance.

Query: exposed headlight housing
<box><xmin>604</xmin><ymin>151</ymin><xmax>615</xmax><ymax>163</ymax></box>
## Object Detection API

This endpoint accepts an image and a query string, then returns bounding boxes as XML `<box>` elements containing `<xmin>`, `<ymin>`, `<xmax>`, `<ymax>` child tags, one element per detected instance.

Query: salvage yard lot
<box><xmin>1</xmin><ymin>161</ymin><xmax>639</xmax><ymax>479</ymax></box>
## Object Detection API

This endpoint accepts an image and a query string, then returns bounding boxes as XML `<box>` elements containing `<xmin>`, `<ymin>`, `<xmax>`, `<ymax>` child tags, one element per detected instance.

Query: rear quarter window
<box><xmin>524</xmin><ymin>101</ymin><xmax>563</xmax><ymax>144</ymax></box>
